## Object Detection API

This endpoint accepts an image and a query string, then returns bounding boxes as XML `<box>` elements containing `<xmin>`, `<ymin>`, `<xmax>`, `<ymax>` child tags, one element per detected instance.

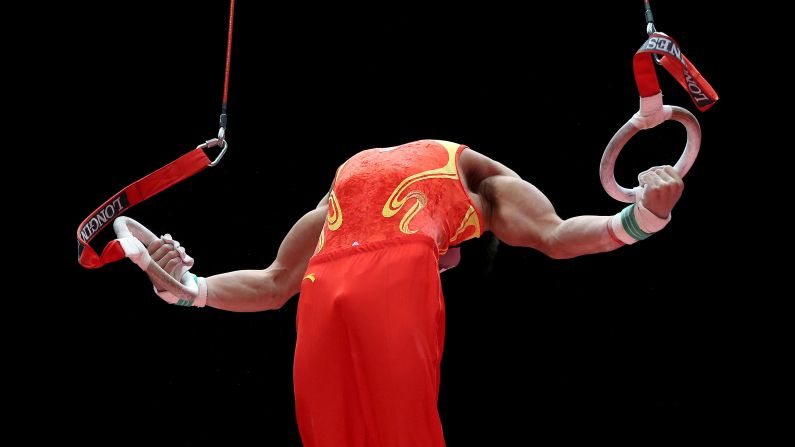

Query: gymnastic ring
<box><xmin>113</xmin><ymin>216</ymin><xmax>198</xmax><ymax>301</ymax></box>
<box><xmin>599</xmin><ymin>106</ymin><xmax>701</xmax><ymax>203</ymax></box>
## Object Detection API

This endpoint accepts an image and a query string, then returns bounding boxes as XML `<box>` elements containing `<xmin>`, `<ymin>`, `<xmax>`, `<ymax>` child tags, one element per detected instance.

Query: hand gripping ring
<box><xmin>599</xmin><ymin>106</ymin><xmax>701</xmax><ymax>203</ymax></box>
<box><xmin>113</xmin><ymin>216</ymin><xmax>198</xmax><ymax>302</ymax></box>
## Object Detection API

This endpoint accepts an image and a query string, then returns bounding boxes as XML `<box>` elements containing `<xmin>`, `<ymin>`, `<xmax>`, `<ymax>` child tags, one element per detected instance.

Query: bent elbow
<box><xmin>268</xmin><ymin>290</ymin><xmax>296</xmax><ymax>310</ymax></box>
<box><xmin>537</xmin><ymin>234</ymin><xmax>577</xmax><ymax>260</ymax></box>
<box><xmin>540</xmin><ymin>244</ymin><xmax>574</xmax><ymax>260</ymax></box>
<box><xmin>246</xmin><ymin>270</ymin><xmax>289</xmax><ymax>311</ymax></box>
<box><xmin>262</xmin><ymin>269</ymin><xmax>301</xmax><ymax>311</ymax></box>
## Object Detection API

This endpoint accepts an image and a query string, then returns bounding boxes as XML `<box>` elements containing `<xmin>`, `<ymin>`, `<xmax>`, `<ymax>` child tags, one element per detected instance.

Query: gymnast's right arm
<box><xmin>146</xmin><ymin>194</ymin><xmax>329</xmax><ymax>312</ymax></box>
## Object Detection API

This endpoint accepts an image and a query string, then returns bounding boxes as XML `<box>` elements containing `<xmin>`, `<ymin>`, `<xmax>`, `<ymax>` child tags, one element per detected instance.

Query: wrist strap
<box><xmin>155</xmin><ymin>274</ymin><xmax>208</xmax><ymax>307</ymax></box>
<box><xmin>609</xmin><ymin>203</ymin><xmax>671</xmax><ymax>245</ymax></box>
<box><xmin>635</xmin><ymin>201</ymin><xmax>671</xmax><ymax>233</ymax></box>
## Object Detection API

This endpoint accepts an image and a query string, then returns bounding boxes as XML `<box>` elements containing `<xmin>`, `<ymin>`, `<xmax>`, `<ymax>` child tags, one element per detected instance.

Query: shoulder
<box><xmin>458</xmin><ymin>146</ymin><xmax>520</xmax><ymax>191</ymax></box>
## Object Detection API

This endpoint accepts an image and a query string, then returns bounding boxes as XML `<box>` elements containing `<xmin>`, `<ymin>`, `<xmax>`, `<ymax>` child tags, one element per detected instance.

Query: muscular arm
<box><xmin>463</xmin><ymin>149</ymin><xmax>682</xmax><ymax>259</ymax></box>
<box><xmin>482</xmin><ymin>175</ymin><xmax>621</xmax><ymax>259</ymax></box>
<box><xmin>172</xmin><ymin>194</ymin><xmax>328</xmax><ymax>312</ymax></box>
<box><xmin>205</xmin><ymin>205</ymin><xmax>326</xmax><ymax>312</ymax></box>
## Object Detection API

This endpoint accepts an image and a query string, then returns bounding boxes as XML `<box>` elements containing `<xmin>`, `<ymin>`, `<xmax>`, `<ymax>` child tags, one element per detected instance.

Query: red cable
<box><xmin>221</xmin><ymin>0</ymin><xmax>235</xmax><ymax>114</ymax></box>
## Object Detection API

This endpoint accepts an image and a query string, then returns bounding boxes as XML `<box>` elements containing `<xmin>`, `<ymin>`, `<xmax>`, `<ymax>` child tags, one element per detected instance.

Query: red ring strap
<box><xmin>633</xmin><ymin>32</ymin><xmax>719</xmax><ymax>112</ymax></box>
<box><xmin>76</xmin><ymin>147</ymin><xmax>210</xmax><ymax>269</ymax></box>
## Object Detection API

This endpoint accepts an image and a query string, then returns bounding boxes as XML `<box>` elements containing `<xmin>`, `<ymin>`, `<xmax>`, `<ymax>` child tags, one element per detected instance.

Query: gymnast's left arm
<box><xmin>482</xmin><ymin>165</ymin><xmax>684</xmax><ymax>259</ymax></box>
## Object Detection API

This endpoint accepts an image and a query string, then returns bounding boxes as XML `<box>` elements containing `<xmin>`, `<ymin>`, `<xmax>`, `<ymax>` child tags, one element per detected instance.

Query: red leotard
<box><xmin>294</xmin><ymin>140</ymin><xmax>483</xmax><ymax>447</ymax></box>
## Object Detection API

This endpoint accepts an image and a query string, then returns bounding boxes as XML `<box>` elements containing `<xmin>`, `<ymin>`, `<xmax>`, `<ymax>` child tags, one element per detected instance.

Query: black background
<box><xmin>24</xmin><ymin>1</ymin><xmax>776</xmax><ymax>445</ymax></box>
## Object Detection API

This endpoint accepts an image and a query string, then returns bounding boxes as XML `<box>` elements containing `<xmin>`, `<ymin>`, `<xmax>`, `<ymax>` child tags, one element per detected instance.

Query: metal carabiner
<box><xmin>209</xmin><ymin>112</ymin><xmax>228</xmax><ymax>167</ymax></box>
<box><xmin>200</xmin><ymin>132</ymin><xmax>228</xmax><ymax>167</ymax></box>
<box><xmin>209</xmin><ymin>140</ymin><xmax>227</xmax><ymax>167</ymax></box>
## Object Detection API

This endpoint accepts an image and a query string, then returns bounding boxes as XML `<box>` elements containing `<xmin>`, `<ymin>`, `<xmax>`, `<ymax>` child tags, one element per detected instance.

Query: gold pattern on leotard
<box><xmin>327</xmin><ymin>190</ymin><xmax>343</xmax><ymax>231</ymax></box>
<box><xmin>449</xmin><ymin>205</ymin><xmax>481</xmax><ymax>245</ymax></box>
<box><xmin>383</xmin><ymin>141</ymin><xmax>459</xmax><ymax>234</ymax></box>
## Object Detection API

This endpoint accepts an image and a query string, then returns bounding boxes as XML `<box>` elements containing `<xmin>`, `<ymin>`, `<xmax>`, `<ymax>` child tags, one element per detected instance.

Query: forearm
<box><xmin>205</xmin><ymin>206</ymin><xmax>327</xmax><ymax>312</ymax></box>
<box><xmin>205</xmin><ymin>267</ymin><xmax>294</xmax><ymax>312</ymax></box>
<box><xmin>545</xmin><ymin>215</ymin><xmax>623</xmax><ymax>259</ymax></box>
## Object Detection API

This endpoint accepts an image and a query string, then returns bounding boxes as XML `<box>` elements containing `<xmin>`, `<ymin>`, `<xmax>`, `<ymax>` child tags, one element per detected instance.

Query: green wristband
<box><xmin>620</xmin><ymin>204</ymin><xmax>652</xmax><ymax>241</ymax></box>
